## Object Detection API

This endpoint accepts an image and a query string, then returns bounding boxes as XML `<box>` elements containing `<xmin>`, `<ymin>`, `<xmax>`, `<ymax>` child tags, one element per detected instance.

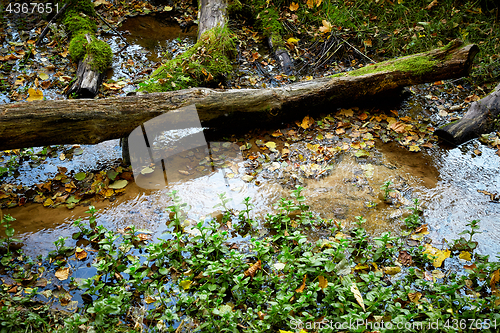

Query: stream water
<box><xmin>1</xmin><ymin>14</ymin><xmax>500</xmax><ymax>262</ymax></box>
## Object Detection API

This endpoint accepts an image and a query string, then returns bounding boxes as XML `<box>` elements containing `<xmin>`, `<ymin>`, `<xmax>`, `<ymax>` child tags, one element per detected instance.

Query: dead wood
<box><xmin>0</xmin><ymin>41</ymin><xmax>478</xmax><ymax>151</ymax></box>
<box><xmin>66</xmin><ymin>34</ymin><xmax>107</xmax><ymax>98</ymax></box>
<box><xmin>35</xmin><ymin>3</ymin><xmax>70</xmax><ymax>48</ymax></box>
<box><xmin>435</xmin><ymin>83</ymin><xmax>500</xmax><ymax>145</ymax></box>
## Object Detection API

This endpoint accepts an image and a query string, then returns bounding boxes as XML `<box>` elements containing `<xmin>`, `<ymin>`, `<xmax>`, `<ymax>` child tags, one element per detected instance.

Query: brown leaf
<box><xmin>296</xmin><ymin>274</ymin><xmax>307</xmax><ymax>293</ymax></box>
<box><xmin>244</xmin><ymin>260</ymin><xmax>261</xmax><ymax>278</ymax></box>
<box><xmin>75</xmin><ymin>248</ymin><xmax>87</xmax><ymax>260</ymax></box>
<box><xmin>398</xmin><ymin>250</ymin><xmax>413</xmax><ymax>266</ymax></box>
<box><xmin>491</xmin><ymin>269</ymin><xmax>500</xmax><ymax>290</ymax></box>
<box><xmin>318</xmin><ymin>275</ymin><xmax>328</xmax><ymax>289</ymax></box>
<box><xmin>408</xmin><ymin>291</ymin><xmax>422</xmax><ymax>303</ymax></box>
<box><xmin>426</xmin><ymin>0</ymin><xmax>438</xmax><ymax>9</ymax></box>
<box><xmin>319</xmin><ymin>20</ymin><xmax>332</xmax><ymax>34</ymax></box>
<box><xmin>55</xmin><ymin>267</ymin><xmax>70</xmax><ymax>281</ymax></box>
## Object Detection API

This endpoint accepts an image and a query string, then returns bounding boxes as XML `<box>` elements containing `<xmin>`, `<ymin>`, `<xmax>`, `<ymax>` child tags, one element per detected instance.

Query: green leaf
<box><xmin>75</xmin><ymin>172</ymin><xmax>86</xmax><ymax>181</ymax></box>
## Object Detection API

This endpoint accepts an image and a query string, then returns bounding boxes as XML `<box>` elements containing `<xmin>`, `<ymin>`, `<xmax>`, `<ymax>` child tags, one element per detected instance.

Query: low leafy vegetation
<box><xmin>1</xmin><ymin>188</ymin><xmax>499</xmax><ymax>332</ymax></box>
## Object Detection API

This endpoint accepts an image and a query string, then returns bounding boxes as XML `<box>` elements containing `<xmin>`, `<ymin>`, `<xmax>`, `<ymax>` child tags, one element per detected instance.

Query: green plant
<box><xmin>380</xmin><ymin>180</ymin><xmax>394</xmax><ymax>201</ymax></box>
<box><xmin>404</xmin><ymin>198</ymin><xmax>423</xmax><ymax>229</ymax></box>
<box><xmin>452</xmin><ymin>219</ymin><xmax>481</xmax><ymax>252</ymax></box>
<box><xmin>0</xmin><ymin>214</ymin><xmax>21</xmax><ymax>260</ymax></box>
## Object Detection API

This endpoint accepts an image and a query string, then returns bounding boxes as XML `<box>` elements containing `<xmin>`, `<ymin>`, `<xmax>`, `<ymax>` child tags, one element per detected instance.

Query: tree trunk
<box><xmin>66</xmin><ymin>34</ymin><xmax>107</xmax><ymax>98</ymax></box>
<box><xmin>434</xmin><ymin>83</ymin><xmax>500</xmax><ymax>145</ymax></box>
<box><xmin>197</xmin><ymin>0</ymin><xmax>227</xmax><ymax>39</ymax></box>
<box><xmin>0</xmin><ymin>41</ymin><xmax>478</xmax><ymax>151</ymax></box>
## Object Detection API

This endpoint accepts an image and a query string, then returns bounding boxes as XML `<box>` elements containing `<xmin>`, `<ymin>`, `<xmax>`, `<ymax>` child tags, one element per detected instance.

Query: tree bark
<box><xmin>197</xmin><ymin>0</ymin><xmax>227</xmax><ymax>39</ymax></box>
<box><xmin>0</xmin><ymin>41</ymin><xmax>478</xmax><ymax>151</ymax></box>
<box><xmin>435</xmin><ymin>83</ymin><xmax>500</xmax><ymax>145</ymax></box>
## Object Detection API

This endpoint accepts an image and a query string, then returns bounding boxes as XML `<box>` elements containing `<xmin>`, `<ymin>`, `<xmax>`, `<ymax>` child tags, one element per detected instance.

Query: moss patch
<box><xmin>140</xmin><ymin>25</ymin><xmax>236</xmax><ymax>92</ymax></box>
<box><xmin>63</xmin><ymin>14</ymin><xmax>97</xmax><ymax>35</ymax></box>
<box><xmin>86</xmin><ymin>38</ymin><xmax>113</xmax><ymax>72</ymax></box>
<box><xmin>342</xmin><ymin>55</ymin><xmax>438</xmax><ymax>77</ymax></box>
<box><xmin>68</xmin><ymin>33</ymin><xmax>89</xmax><ymax>61</ymax></box>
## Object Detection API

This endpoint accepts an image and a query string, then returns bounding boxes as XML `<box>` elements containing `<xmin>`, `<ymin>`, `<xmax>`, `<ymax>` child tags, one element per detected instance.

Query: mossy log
<box><xmin>435</xmin><ymin>83</ymin><xmax>500</xmax><ymax>145</ymax></box>
<box><xmin>67</xmin><ymin>34</ymin><xmax>107</xmax><ymax>98</ymax></box>
<box><xmin>0</xmin><ymin>41</ymin><xmax>478</xmax><ymax>151</ymax></box>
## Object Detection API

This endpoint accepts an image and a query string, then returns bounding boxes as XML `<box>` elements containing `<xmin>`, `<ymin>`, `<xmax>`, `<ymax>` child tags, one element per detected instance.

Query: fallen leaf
<box><xmin>27</xmin><ymin>88</ymin><xmax>43</xmax><ymax>101</ymax></box>
<box><xmin>298</xmin><ymin>115</ymin><xmax>314</xmax><ymax>129</ymax></box>
<box><xmin>55</xmin><ymin>267</ymin><xmax>70</xmax><ymax>281</ymax></box>
<box><xmin>426</xmin><ymin>0</ymin><xmax>438</xmax><ymax>10</ymax></box>
<box><xmin>459</xmin><ymin>251</ymin><xmax>472</xmax><ymax>261</ymax></box>
<box><xmin>384</xmin><ymin>266</ymin><xmax>401</xmax><ymax>275</ymax></box>
<box><xmin>179</xmin><ymin>280</ymin><xmax>192</xmax><ymax>290</ymax></box>
<box><xmin>319</xmin><ymin>20</ymin><xmax>332</xmax><ymax>34</ymax></box>
<box><xmin>408</xmin><ymin>291</ymin><xmax>422</xmax><ymax>303</ymax></box>
<box><xmin>265</xmin><ymin>141</ymin><xmax>277</xmax><ymax>150</ymax></box>
<box><xmin>75</xmin><ymin>248</ymin><xmax>87</xmax><ymax>260</ymax></box>
<box><xmin>318</xmin><ymin>275</ymin><xmax>328</xmax><ymax>289</ymax></box>
<box><xmin>289</xmin><ymin>2</ymin><xmax>299</xmax><ymax>11</ymax></box>
<box><xmin>351</xmin><ymin>283</ymin><xmax>366</xmax><ymax>311</ymax></box>
<box><xmin>422</xmin><ymin>244</ymin><xmax>450</xmax><ymax>268</ymax></box>
<box><xmin>491</xmin><ymin>270</ymin><xmax>499</xmax><ymax>290</ymax></box>
<box><xmin>245</xmin><ymin>260</ymin><xmax>262</xmax><ymax>278</ymax></box>
<box><xmin>273</xmin><ymin>262</ymin><xmax>286</xmax><ymax>270</ymax></box>
<box><xmin>38</xmin><ymin>72</ymin><xmax>49</xmax><ymax>80</ymax></box>
<box><xmin>109</xmin><ymin>180</ymin><xmax>128</xmax><ymax>189</ymax></box>
<box><xmin>74</xmin><ymin>172</ymin><xmax>86</xmax><ymax>181</ymax></box>
<box><xmin>296</xmin><ymin>274</ymin><xmax>307</xmax><ymax>293</ymax></box>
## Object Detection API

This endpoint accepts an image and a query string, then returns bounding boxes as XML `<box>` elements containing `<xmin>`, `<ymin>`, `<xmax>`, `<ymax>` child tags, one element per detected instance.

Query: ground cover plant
<box><xmin>1</xmin><ymin>187</ymin><xmax>500</xmax><ymax>332</ymax></box>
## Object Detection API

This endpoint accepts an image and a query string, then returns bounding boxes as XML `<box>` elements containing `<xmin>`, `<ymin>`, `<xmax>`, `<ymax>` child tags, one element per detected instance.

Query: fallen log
<box><xmin>435</xmin><ymin>83</ymin><xmax>500</xmax><ymax>145</ymax></box>
<box><xmin>0</xmin><ymin>41</ymin><xmax>478</xmax><ymax>151</ymax></box>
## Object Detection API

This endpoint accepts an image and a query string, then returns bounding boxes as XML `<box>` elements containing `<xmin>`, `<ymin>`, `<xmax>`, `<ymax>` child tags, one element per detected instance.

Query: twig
<box><xmin>342</xmin><ymin>38</ymin><xmax>376</xmax><ymax>64</ymax></box>
<box><xmin>35</xmin><ymin>2</ymin><xmax>70</xmax><ymax>47</ymax></box>
<box><xmin>95</xmin><ymin>11</ymin><xmax>129</xmax><ymax>47</ymax></box>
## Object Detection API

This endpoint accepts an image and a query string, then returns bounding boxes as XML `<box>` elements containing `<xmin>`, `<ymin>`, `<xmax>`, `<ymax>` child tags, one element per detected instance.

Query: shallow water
<box><xmin>5</xmin><ymin>136</ymin><xmax>500</xmax><ymax>260</ymax></box>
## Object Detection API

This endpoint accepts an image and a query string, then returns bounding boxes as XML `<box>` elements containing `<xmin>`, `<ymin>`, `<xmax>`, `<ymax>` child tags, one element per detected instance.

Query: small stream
<box><xmin>1</xmin><ymin>14</ymin><xmax>500</xmax><ymax>261</ymax></box>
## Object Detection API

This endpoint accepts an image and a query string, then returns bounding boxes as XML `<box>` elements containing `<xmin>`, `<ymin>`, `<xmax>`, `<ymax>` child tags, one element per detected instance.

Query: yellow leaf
<box><xmin>145</xmin><ymin>296</ymin><xmax>156</xmax><ymax>304</ymax></box>
<box><xmin>38</xmin><ymin>72</ymin><xmax>49</xmax><ymax>80</ymax></box>
<box><xmin>265</xmin><ymin>141</ymin><xmax>277</xmax><ymax>150</ymax></box>
<box><xmin>409</xmin><ymin>145</ymin><xmax>421</xmax><ymax>152</ymax></box>
<box><xmin>27</xmin><ymin>88</ymin><xmax>43</xmax><ymax>101</ymax></box>
<box><xmin>318</xmin><ymin>275</ymin><xmax>328</xmax><ymax>289</ymax></box>
<box><xmin>298</xmin><ymin>115</ymin><xmax>314</xmax><ymax>129</ymax></box>
<box><xmin>306</xmin><ymin>143</ymin><xmax>319</xmax><ymax>152</ymax></box>
<box><xmin>289</xmin><ymin>2</ymin><xmax>299</xmax><ymax>11</ymax></box>
<box><xmin>179</xmin><ymin>280</ymin><xmax>192</xmax><ymax>290</ymax></box>
<box><xmin>422</xmin><ymin>244</ymin><xmax>450</xmax><ymax>268</ymax></box>
<box><xmin>350</xmin><ymin>283</ymin><xmax>366</xmax><ymax>311</ymax></box>
<box><xmin>363</xmin><ymin>39</ymin><xmax>372</xmax><ymax>47</ymax></box>
<box><xmin>384</xmin><ymin>266</ymin><xmax>401</xmax><ymax>275</ymax></box>
<box><xmin>315</xmin><ymin>0</ymin><xmax>322</xmax><ymax>7</ymax></box>
<box><xmin>319</xmin><ymin>20</ymin><xmax>332</xmax><ymax>34</ymax></box>
<box><xmin>306</xmin><ymin>0</ymin><xmax>314</xmax><ymax>8</ymax></box>
<box><xmin>43</xmin><ymin>198</ymin><xmax>54</xmax><ymax>207</ymax></box>
<box><xmin>338</xmin><ymin>108</ymin><xmax>354</xmax><ymax>117</ymax></box>
<box><xmin>426</xmin><ymin>0</ymin><xmax>438</xmax><ymax>10</ymax></box>
<box><xmin>287</xmin><ymin>37</ymin><xmax>300</xmax><ymax>44</ymax></box>
<box><xmin>55</xmin><ymin>267</ymin><xmax>70</xmax><ymax>281</ymax></box>
<box><xmin>459</xmin><ymin>251</ymin><xmax>472</xmax><ymax>261</ymax></box>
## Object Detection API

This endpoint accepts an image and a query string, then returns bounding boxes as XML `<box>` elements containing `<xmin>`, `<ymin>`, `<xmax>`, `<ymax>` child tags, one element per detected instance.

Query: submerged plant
<box><xmin>380</xmin><ymin>180</ymin><xmax>394</xmax><ymax>202</ymax></box>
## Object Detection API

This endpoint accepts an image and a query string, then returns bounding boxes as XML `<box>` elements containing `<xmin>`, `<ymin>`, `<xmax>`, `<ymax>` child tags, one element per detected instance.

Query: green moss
<box><xmin>68</xmin><ymin>33</ymin><xmax>89</xmax><ymax>61</ymax></box>
<box><xmin>64</xmin><ymin>0</ymin><xmax>95</xmax><ymax>17</ymax></box>
<box><xmin>344</xmin><ymin>55</ymin><xmax>438</xmax><ymax>77</ymax></box>
<box><xmin>63</xmin><ymin>14</ymin><xmax>97</xmax><ymax>35</ymax></box>
<box><xmin>86</xmin><ymin>38</ymin><xmax>112</xmax><ymax>72</ymax></box>
<box><xmin>141</xmin><ymin>25</ymin><xmax>236</xmax><ymax>92</ymax></box>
